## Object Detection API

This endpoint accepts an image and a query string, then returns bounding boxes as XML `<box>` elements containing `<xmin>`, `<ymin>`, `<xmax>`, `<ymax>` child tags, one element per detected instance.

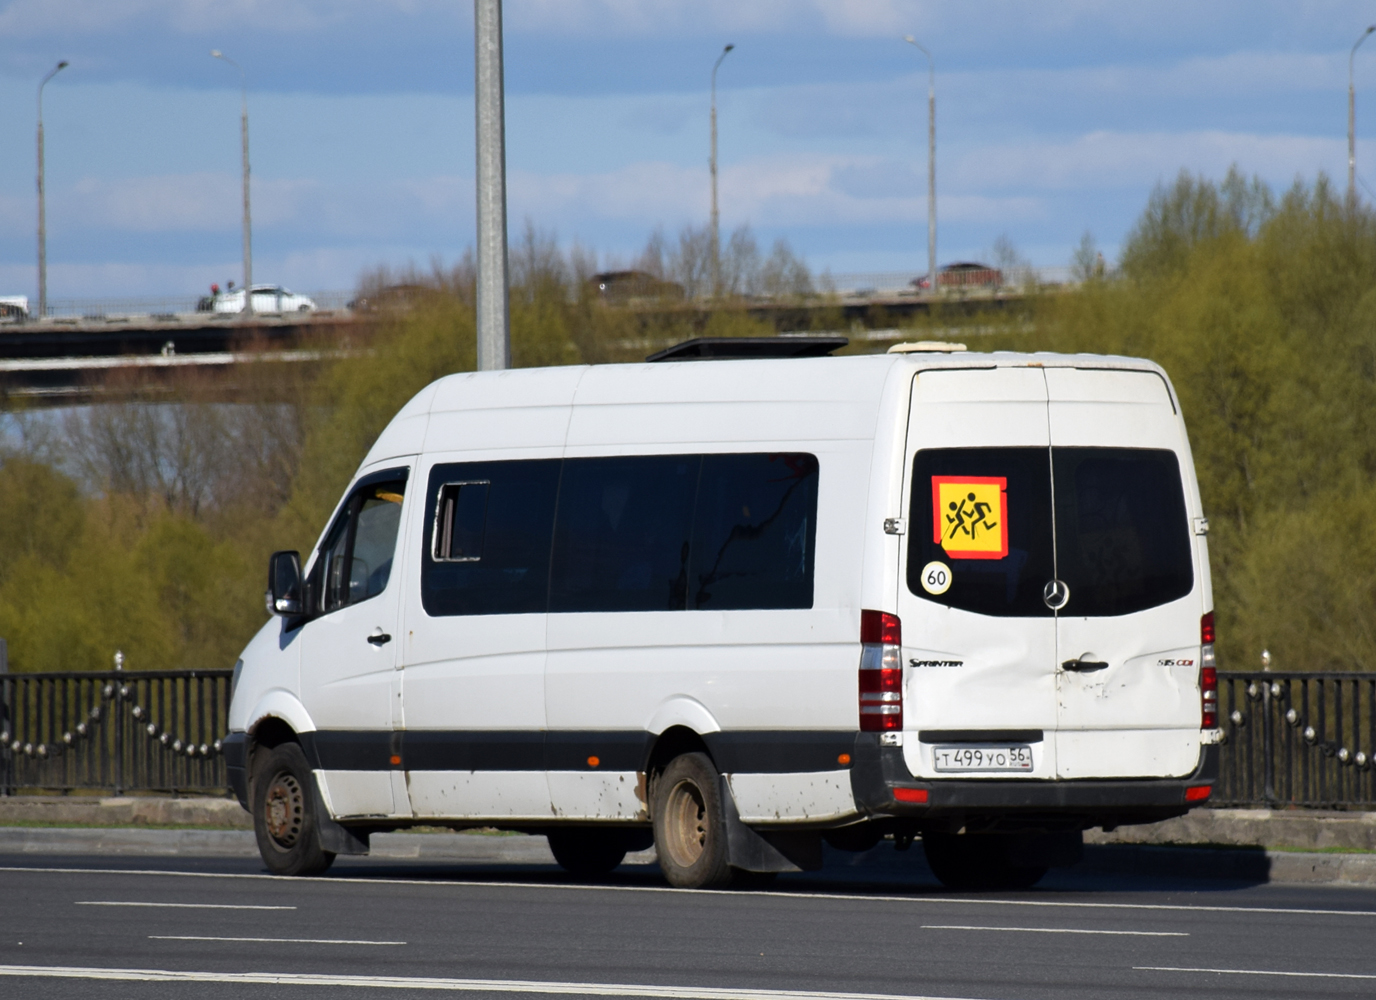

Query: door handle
<box><xmin>367</xmin><ymin>632</ymin><xmax>392</xmax><ymax>646</ymax></box>
<box><xmin>1062</xmin><ymin>658</ymin><xmax>1108</xmax><ymax>672</ymax></box>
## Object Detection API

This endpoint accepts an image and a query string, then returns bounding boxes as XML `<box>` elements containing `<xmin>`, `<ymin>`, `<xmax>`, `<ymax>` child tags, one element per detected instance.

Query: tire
<box><xmin>652</xmin><ymin>752</ymin><xmax>732</xmax><ymax>889</ymax></box>
<box><xmin>922</xmin><ymin>832</ymin><xmax>1047</xmax><ymax>891</ymax></box>
<box><xmin>546</xmin><ymin>828</ymin><xmax>629</xmax><ymax>877</ymax></box>
<box><xmin>251</xmin><ymin>742</ymin><xmax>335</xmax><ymax>877</ymax></box>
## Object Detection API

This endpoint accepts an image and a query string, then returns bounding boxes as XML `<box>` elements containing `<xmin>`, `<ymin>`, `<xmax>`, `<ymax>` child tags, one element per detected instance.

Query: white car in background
<box><xmin>213</xmin><ymin>284</ymin><xmax>316</xmax><ymax>315</ymax></box>
<box><xmin>0</xmin><ymin>295</ymin><xmax>29</xmax><ymax>322</ymax></box>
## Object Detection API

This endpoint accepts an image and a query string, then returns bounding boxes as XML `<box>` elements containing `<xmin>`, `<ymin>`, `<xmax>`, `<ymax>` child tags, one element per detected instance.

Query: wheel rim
<box><xmin>663</xmin><ymin>777</ymin><xmax>708</xmax><ymax>868</ymax></box>
<box><xmin>263</xmin><ymin>771</ymin><xmax>304</xmax><ymax>851</ymax></box>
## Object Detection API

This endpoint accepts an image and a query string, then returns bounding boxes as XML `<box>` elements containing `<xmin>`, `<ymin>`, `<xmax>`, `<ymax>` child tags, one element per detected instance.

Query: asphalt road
<box><xmin>3</xmin><ymin>845</ymin><xmax>1376</xmax><ymax>1000</ymax></box>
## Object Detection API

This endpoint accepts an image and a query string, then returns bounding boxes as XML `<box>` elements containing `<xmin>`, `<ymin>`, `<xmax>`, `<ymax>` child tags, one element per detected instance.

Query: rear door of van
<box><xmin>1046</xmin><ymin>367</ymin><xmax>1203</xmax><ymax>779</ymax></box>
<box><xmin>897</xmin><ymin>367</ymin><xmax>1059</xmax><ymax>780</ymax></box>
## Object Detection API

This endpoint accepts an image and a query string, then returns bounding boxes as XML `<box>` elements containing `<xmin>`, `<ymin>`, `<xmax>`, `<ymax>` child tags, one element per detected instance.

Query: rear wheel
<box><xmin>252</xmin><ymin>742</ymin><xmax>335</xmax><ymax>877</ymax></box>
<box><xmin>653</xmin><ymin>752</ymin><xmax>732</xmax><ymax>889</ymax></box>
<box><xmin>922</xmin><ymin>832</ymin><xmax>1046</xmax><ymax>891</ymax></box>
<box><xmin>546</xmin><ymin>829</ymin><xmax>628</xmax><ymax>876</ymax></box>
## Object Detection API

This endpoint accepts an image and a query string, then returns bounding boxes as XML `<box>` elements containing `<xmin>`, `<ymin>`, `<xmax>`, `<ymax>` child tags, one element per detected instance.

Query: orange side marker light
<box><xmin>837</xmin><ymin>753</ymin><xmax>852</xmax><ymax>765</ymax></box>
<box><xmin>587</xmin><ymin>756</ymin><xmax>600</xmax><ymax>768</ymax></box>
<box><xmin>389</xmin><ymin>755</ymin><xmax>402</xmax><ymax>766</ymax></box>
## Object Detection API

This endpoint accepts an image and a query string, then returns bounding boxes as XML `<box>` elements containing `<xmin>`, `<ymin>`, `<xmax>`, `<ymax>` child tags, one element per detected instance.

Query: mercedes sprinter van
<box><xmin>225</xmin><ymin>343</ymin><xmax>1220</xmax><ymax>889</ymax></box>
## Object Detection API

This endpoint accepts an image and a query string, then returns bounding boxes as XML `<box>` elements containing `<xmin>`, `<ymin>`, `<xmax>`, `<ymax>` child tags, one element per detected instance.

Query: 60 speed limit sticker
<box><xmin>920</xmin><ymin>560</ymin><xmax>952</xmax><ymax>595</ymax></box>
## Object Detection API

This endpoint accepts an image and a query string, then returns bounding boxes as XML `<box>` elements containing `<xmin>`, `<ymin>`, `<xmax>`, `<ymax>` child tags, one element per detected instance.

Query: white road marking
<box><xmin>0</xmin><ymin>965</ymin><xmax>989</xmax><ymax>999</ymax></box>
<box><xmin>923</xmin><ymin>924</ymin><xmax>1187</xmax><ymax>937</ymax></box>
<box><xmin>77</xmin><ymin>901</ymin><xmax>294</xmax><ymax>910</ymax></box>
<box><xmin>151</xmin><ymin>935</ymin><xmax>405</xmax><ymax>946</ymax></box>
<box><xmin>7</xmin><ymin>865</ymin><xmax>1376</xmax><ymax>919</ymax></box>
<box><xmin>1138</xmin><ymin>965</ymin><xmax>1376</xmax><ymax>981</ymax></box>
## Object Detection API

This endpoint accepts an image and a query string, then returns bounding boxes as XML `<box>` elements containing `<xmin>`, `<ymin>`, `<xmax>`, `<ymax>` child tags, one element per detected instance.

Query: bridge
<box><xmin>0</xmin><ymin>271</ymin><xmax>1069</xmax><ymax>403</ymax></box>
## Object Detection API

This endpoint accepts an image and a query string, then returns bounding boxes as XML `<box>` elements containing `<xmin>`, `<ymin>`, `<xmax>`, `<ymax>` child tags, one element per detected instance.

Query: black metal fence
<box><xmin>1</xmin><ymin>665</ymin><xmax>1374</xmax><ymax>808</ymax></box>
<box><xmin>1217</xmin><ymin>670</ymin><xmax>1376</xmax><ymax>809</ymax></box>
<box><xmin>0</xmin><ymin>668</ymin><xmax>233</xmax><ymax>795</ymax></box>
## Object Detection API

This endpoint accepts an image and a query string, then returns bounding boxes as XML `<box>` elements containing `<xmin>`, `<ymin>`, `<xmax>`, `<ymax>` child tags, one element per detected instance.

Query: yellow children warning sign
<box><xmin>931</xmin><ymin>476</ymin><xmax>1008</xmax><ymax>559</ymax></box>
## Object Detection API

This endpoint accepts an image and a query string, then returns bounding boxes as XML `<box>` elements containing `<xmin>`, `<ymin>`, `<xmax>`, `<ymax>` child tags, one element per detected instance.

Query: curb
<box><xmin>0</xmin><ymin>796</ymin><xmax>251</xmax><ymax>830</ymax></box>
<box><xmin>1086</xmin><ymin>807</ymin><xmax>1376</xmax><ymax>853</ymax></box>
<box><xmin>1079</xmin><ymin>843</ymin><xmax>1376</xmax><ymax>886</ymax></box>
<box><xmin>0</xmin><ymin>827</ymin><xmax>658</xmax><ymax>865</ymax></box>
<box><xmin>1</xmin><ymin>826</ymin><xmax>1373</xmax><ymax>886</ymax></box>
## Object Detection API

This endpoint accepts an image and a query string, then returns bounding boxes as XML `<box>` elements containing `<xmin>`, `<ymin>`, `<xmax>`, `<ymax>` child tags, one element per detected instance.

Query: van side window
<box><xmin>691</xmin><ymin>453</ymin><xmax>818</xmax><ymax>610</ymax></box>
<box><xmin>549</xmin><ymin>456</ymin><xmax>699</xmax><ymax>613</ymax></box>
<box><xmin>908</xmin><ymin>448</ymin><xmax>1055</xmax><ymax>617</ymax></box>
<box><xmin>433</xmin><ymin>482</ymin><xmax>490</xmax><ymax>562</ymax></box>
<box><xmin>421</xmin><ymin>460</ymin><xmax>560</xmax><ymax>616</ymax></box>
<box><xmin>316</xmin><ymin>478</ymin><xmax>408</xmax><ymax>615</ymax></box>
<box><xmin>421</xmin><ymin>453</ymin><xmax>820</xmax><ymax>617</ymax></box>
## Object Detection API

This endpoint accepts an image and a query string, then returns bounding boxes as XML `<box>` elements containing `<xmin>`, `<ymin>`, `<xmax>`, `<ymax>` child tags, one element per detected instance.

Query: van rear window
<box><xmin>907</xmin><ymin>447</ymin><xmax>1193</xmax><ymax>617</ymax></box>
<box><xmin>1053</xmin><ymin>448</ymin><xmax>1194</xmax><ymax>617</ymax></box>
<box><xmin>908</xmin><ymin>448</ymin><xmax>1055</xmax><ymax>617</ymax></box>
<box><xmin>422</xmin><ymin>452</ymin><xmax>818</xmax><ymax>616</ymax></box>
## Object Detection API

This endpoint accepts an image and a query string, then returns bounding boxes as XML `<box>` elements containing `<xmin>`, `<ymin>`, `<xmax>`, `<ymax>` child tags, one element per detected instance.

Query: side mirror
<box><xmin>266</xmin><ymin>550</ymin><xmax>303</xmax><ymax>615</ymax></box>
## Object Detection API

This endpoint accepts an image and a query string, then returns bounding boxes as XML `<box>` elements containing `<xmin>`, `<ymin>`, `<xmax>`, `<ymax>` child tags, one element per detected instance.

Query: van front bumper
<box><xmin>850</xmin><ymin>733</ymin><xmax>1219</xmax><ymax>829</ymax></box>
<box><xmin>223</xmin><ymin>732</ymin><xmax>248</xmax><ymax>809</ymax></box>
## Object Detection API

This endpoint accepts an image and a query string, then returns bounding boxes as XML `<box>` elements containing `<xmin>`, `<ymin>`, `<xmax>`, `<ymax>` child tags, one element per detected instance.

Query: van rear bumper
<box><xmin>850</xmin><ymin>733</ymin><xmax>1219</xmax><ymax>828</ymax></box>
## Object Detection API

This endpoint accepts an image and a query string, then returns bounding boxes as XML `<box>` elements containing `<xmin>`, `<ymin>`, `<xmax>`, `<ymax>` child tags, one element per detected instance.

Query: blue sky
<box><xmin>0</xmin><ymin>1</ymin><xmax>1373</xmax><ymax>298</ymax></box>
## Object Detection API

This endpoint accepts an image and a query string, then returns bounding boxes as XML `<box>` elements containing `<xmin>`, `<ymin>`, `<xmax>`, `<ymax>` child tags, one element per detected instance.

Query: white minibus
<box><xmin>225</xmin><ymin>340</ymin><xmax>1220</xmax><ymax>889</ymax></box>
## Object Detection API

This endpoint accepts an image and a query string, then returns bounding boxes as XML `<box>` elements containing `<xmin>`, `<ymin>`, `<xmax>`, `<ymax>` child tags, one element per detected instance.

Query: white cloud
<box><xmin>0</xmin><ymin>0</ymin><xmax>1331</xmax><ymax>43</ymax></box>
<box><xmin>505</xmin><ymin>153</ymin><xmax>1043</xmax><ymax>229</ymax></box>
<box><xmin>953</xmin><ymin>131</ymin><xmax>1345</xmax><ymax>192</ymax></box>
<box><xmin>59</xmin><ymin>173</ymin><xmax>316</xmax><ymax>231</ymax></box>
<box><xmin>0</xmin><ymin>0</ymin><xmax>418</xmax><ymax>37</ymax></box>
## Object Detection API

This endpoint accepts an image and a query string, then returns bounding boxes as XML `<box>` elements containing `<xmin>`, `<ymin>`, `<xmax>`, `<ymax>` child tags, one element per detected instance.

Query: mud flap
<box><xmin>719</xmin><ymin>776</ymin><xmax>823</xmax><ymax>873</ymax></box>
<box><xmin>310</xmin><ymin>780</ymin><xmax>371</xmax><ymax>856</ymax></box>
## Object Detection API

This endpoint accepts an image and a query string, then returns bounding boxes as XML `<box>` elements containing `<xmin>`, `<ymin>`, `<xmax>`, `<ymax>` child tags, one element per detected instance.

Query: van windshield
<box><xmin>907</xmin><ymin>446</ymin><xmax>1193</xmax><ymax>617</ymax></box>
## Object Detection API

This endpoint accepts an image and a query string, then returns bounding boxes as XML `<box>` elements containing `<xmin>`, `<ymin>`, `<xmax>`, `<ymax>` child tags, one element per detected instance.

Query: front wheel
<box><xmin>252</xmin><ymin>742</ymin><xmax>335</xmax><ymax>877</ymax></box>
<box><xmin>652</xmin><ymin>752</ymin><xmax>732</xmax><ymax>888</ymax></box>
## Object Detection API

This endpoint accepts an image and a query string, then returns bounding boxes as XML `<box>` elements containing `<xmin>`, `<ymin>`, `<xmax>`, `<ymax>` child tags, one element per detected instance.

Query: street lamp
<box><xmin>474</xmin><ymin>0</ymin><xmax>511</xmax><ymax>371</ymax></box>
<box><xmin>903</xmin><ymin>36</ymin><xmax>936</xmax><ymax>297</ymax></box>
<box><xmin>1351</xmin><ymin>26</ymin><xmax>1376</xmax><ymax>206</ymax></box>
<box><xmin>37</xmin><ymin>59</ymin><xmax>69</xmax><ymax>320</ymax></box>
<box><xmin>212</xmin><ymin>49</ymin><xmax>253</xmax><ymax>317</ymax></box>
<box><xmin>710</xmin><ymin>43</ymin><xmax>734</xmax><ymax>297</ymax></box>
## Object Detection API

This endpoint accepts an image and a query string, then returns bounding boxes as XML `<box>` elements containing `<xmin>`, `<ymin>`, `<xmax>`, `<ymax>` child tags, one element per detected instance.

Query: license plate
<box><xmin>932</xmin><ymin>744</ymin><xmax>1033</xmax><ymax>772</ymax></box>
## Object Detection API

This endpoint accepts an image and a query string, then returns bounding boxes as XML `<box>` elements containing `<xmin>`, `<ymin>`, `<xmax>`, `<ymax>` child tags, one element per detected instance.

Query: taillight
<box><xmin>1201</xmin><ymin>612</ymin><xmax>1218</xmax><ymax>729</ymax></box>
<box><xmin>860</xmin><ymin>610</ymin><xmax>903</xmax><ymax>732</ymax></box>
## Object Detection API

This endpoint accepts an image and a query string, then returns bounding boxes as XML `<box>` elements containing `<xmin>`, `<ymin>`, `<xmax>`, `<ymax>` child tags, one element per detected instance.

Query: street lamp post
<box><xmin>37</xmin><ymin>60</ymin><xmax>69</xmax><ymax>320</ymax></box>
<box><xmin>710</xmin><ymin>43</ymin><xmax>734</xmax><ymax>298</ymax></box>
<box><xmin>474</xmin><ymin>0</ymin><xmax>511</xmax><ymax>371</ymax></box>
<box><xmin>212</xmin><ymin>50</ymin><xmax>253</xmax><ymax>317</ymax></box>
<box><xmin>1351</xmin><ymin>26</ymin><xmax>1376</xmax><ymax>206</ymax></box>
<box><xmin>903</xmin><ymin>36</ymin><xmax>936</xmax><ymax>297</ymax></box>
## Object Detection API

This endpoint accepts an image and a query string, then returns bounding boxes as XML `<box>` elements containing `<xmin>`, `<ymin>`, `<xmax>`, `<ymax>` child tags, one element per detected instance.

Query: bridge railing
<box><xmin>1215</xmin><ymin>671</ymin><xmax>1376</xmax><ymax>809</ymax></box>
<box><xmin>4</xmin><ymin>664</ymin><xmax>1368</xmax><ymax>809</ymax></box>
<box><xmin>0</xmin><ymin>667</ymin><xmax>233</xmax><ymax>796</ymax></box>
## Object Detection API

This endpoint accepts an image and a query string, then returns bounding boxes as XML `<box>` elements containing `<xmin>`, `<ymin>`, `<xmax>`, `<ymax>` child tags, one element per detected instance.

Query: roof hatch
<box><xmin>646</xmin><ymin>336</ymin><xmax>849</xmax><ymax>363</ymax></box>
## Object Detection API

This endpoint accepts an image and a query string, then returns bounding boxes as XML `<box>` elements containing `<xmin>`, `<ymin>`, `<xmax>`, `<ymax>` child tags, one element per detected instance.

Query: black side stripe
<box><xmin>300</xmin><ymin>730</ymin><xmax>857</xmax><ymax>775</ymax></box>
